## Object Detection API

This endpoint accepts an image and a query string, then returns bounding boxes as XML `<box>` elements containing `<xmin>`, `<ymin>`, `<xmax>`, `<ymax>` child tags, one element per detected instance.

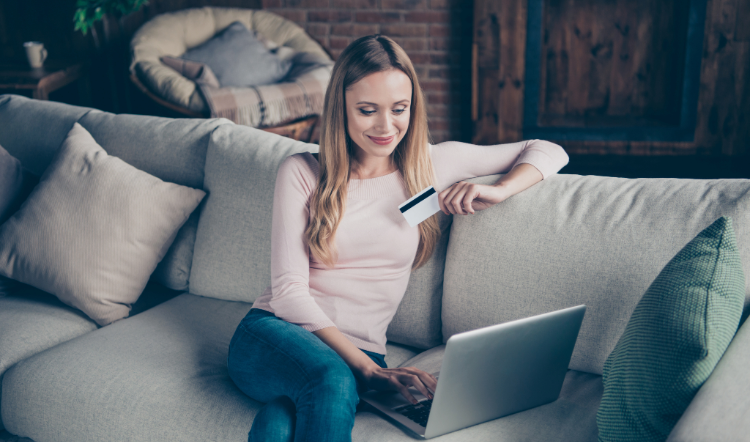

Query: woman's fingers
<box><xmin>388</xmin><ymin>376</ymin><xmax>418</xmax><ymax>404</ymax></box>
<box><xmin>402</xmin><ymin>373</ymin><xmax>433</xmax><ymax>400</ymax></box>
<box><xmin>440</xmin><ymin>182</ymin><xmax>480</xmax><ymax>215</ymax></box>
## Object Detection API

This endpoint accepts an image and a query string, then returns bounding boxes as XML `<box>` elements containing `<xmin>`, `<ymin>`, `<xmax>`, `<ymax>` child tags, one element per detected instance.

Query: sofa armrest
<box><xmin>667</xmin><ymin>315</ymin><xmax>750</xmax><ymax>441</ymax></box>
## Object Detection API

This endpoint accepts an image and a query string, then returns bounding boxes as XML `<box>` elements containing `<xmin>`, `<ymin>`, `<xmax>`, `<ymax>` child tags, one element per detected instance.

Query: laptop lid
<box><xmin>362</xmin><ymin>304</ymin><xmax>586</xmax><ymax>439</ymax></box>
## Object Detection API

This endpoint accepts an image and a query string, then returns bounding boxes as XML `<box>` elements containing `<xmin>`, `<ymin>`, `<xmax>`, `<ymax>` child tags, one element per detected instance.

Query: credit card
<box><xmin>399</xmin><ymin>186</ymin><xmax>441</xmax><ymax>227</ymax></box>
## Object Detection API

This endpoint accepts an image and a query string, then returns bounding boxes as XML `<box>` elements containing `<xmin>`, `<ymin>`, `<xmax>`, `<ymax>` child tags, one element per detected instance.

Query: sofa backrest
<box><xmin>442</xmin><ymin>173</ymin><xmax>750</xmax><ymax>375</ymax></box>
<box><xmin>0</xmin><ymin>95</ymin><xmax>230</xmax><ymax>292</ymax></box>
<box><xmin>0</xmin><ymin>95</ymin><xmax>91</xmax><ymax>176</ymax></box>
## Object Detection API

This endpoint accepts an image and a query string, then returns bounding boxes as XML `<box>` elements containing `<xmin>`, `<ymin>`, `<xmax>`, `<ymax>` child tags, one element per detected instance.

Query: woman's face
<box><xmin>345</xmin><ymin>68</ymin><xmax>412</xmax><ymax>164</ymax></box>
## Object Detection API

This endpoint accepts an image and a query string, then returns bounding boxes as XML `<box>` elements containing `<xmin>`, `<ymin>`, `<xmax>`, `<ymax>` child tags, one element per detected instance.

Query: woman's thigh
<box><xmin>227</xmin><ymin>309</ymin><xmax>356</xmax><ymax>404</ymax></box>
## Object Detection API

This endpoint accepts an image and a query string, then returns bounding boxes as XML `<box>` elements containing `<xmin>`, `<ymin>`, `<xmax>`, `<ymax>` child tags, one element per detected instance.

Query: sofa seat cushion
<box><xmin>0</xmin><ymin>286</ymin><xmax>97</xmax><ymax>431</ymax></box>
<box><xmin>1</xmin><ymin>292</ymin><xmax>420</xmax><ymax>441</ymax></box>
<box><xmin>351</xmin><ymin>345</ymin><xmax>602</xmax><ymax>441</ymax></box>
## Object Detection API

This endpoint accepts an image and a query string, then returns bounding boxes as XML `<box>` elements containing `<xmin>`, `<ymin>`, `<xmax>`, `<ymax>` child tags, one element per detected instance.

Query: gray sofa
<box><xmin>0</xmin><ymin>94</ymin><xmax>748</xmax><ymax>442</ymax></box>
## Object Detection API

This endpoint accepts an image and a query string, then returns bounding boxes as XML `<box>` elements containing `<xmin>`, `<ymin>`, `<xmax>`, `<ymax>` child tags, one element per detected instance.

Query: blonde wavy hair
<box><xmin>306</xmin><ymin>34</ymin><xmax>440</xmax><ymax>271</ymax></box>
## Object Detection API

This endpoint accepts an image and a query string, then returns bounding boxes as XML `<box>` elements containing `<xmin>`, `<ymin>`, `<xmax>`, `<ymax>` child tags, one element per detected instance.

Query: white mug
<box><xmin>23</xmin><ymin>41</ymin><xmax>47</xmax><ymax>69</ymax></box>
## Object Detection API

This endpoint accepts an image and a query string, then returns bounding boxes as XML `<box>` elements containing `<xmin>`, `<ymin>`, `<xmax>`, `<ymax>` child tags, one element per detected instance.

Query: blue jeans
<box><xmin>227</xmin><ymin>308</ymin><xmax>387</xmax><ymax>442</ymax></box>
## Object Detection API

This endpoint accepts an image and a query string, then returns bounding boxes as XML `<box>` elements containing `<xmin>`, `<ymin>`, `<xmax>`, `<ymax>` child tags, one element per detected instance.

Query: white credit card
<box><xmin>399</xmin><ymin>186</ymin><xmax>441</xmax><ymax>227</ymax></box>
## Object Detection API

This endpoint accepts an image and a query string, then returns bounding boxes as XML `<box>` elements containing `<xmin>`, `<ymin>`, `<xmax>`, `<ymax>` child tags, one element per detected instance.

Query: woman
<box><xmin>227</xmin><ymin>35</ymin><xmax>569</xmax><ymax>442</ymax></box>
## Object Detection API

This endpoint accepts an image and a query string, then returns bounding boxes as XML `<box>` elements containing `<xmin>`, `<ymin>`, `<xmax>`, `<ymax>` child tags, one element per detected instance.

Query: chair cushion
<box><xmin>130</xmin><ymin>8</ymin><xmax>330</xmax><ymax>113</ymax></box>
<box><xmin>0</xmin><ymin>123</ymin><xmax>206</xmax><ymax>326</ymax></box>
<box><xmin>351</xmin><ymin>345</ymin><xmax>602</xmax><ymax>442</ymax></box>
<box><xmin>597</xmin><ymin>217</ymin><xmax>745</xmax><ymax>442</ymax></box>
<box><xmin>180</xmin><ymin>21</ymin><xmax>292</xmax><ymax>88</ymax></box>
<box><xmin>0</xmin><ymin>292</ymin><xmax>420</xmax><ymax>441</ymax></box>
<box><xmin>442</xmin><ymin>174</ymin><xmax>750</xmax><ymax>375</ymax></box>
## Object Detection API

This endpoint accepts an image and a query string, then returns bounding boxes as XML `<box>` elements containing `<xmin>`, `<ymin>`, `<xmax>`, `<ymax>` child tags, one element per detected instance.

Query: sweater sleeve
<box><xmin>266</xmin><ymin>154</ymin><xmax>336</xmax><ymax>331</ymax></box>
<box><xmin>430</xmin><ymin>140</ymin><xmax>569</xmax><ymax>191</ymax></box>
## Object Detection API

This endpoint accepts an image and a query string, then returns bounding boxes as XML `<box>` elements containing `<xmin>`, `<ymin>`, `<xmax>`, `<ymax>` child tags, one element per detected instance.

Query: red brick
<box><xmin>428</xmin><ymin>67</ymin><xmax>461</xmax><ymax>78</ymax></box>
<box><xmin>430</xmin><ymin>51</ymin><xmax>466</xmax><ymax>65</ymax></box>
<box><xmin>306</xmin><ymin>23</ymin><xmax>330</xmax><ymax>37</ymax></box>
<box><xmin>267</xmin><ymin>9</ymin><xmax>306</xmax><ymax>24</ymax></box>
<box><xmin>329</xmin><ymin>36</ymin><xmax>352</xmax><ymax>49</ymax></box>
<box><xmin>420</xmin><ymin>79</ymin><xmax>452</xmax><ymax>92</ymax></box>
<box><xmin>355</xmin><ymin>11</ymin><xmax>402</xmax><ymax>23</ymax></box>
<box><xmin>330</xmin><ymin>49</ymin><xmax>344</xmax><ymax>60</ymax></box>
<box><xmin>428</xmin><ymin>0</ymin><xmax>472</xmax><ymax>9</ymax></box>
<box><xmin>404</xmin><ymin>11</ymin><xmax>450</xmax><ymax>23</ymax></box>
<box><xmin>284</xmin><ymin>0</ymin><xmax>329</xmax><ymax>7</ymax></box>
<box><xmin>262</xmin><ymin>0</ymin><xmax>283</xmax><ymax>7</ymax></box>
<box><xmin>331</xmin><ymin>0</ymin><xmax>378</xmax><ymax>7</ymax></box>
<box><xmin>331</xmin><ymin>23</ymin><xmax>379</xmax><ymax>36</ymax></box>
<box><xmin>382</xmin><ymin>0</ymin><xmax>426</xmax><ymax>9</ymax></box>
<box><xmin>427</xmin><ymin>92</ymin><xmax>462</xmax><ymax>105</ymax></box>
<box><xmin>429</xmin><ymin>24</ymin><xmax>449</xmax><ymax>37</ymax></box>
<box><xmin>390</xmin><ymin>37</ymin><xmax>428</xmax><ymax>51</ymax></box>
<box><xmin>430</xmin><ymin>37</ymin><xmax>470</xmax><ymax>50</ymax></box>
<box><xmin>309</xmin><ymin>10</ymin><xmax>353</xmax><ymax>22</ymax></box>
<box><xmin>405</xmin><ymin>51</ymin><xmax>431</xmax><ymax>64</ymax></box>
<box><xmin>380</xmin><ymin>23</ymin><xmax>427</xmax><ymax>37</ymax></box>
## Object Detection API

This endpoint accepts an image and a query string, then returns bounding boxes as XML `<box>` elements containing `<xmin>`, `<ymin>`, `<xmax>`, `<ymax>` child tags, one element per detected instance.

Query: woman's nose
<box><xmin>374</xmin><ymin>112</ymin><xmax>393</xmax><ymax>133</ymax></box>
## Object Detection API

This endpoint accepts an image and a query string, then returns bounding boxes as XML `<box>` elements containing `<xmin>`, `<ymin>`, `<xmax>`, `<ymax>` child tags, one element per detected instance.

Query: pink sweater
<box><xmin>252</xmin><ymin>140</ymin><xmax>569</xmax><ymax>354</ymax></box>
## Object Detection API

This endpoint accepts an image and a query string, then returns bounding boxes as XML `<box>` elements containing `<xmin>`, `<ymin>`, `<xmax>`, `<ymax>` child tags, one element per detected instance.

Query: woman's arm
<box><xmin>438</xmin><ymin>163</ymin><xmax>543</xmax><ymax>215</ymax></box>
<box><xmin>431</xmin><ymin>139</ymin><xmax>568</xmax><ymax>215</ymax></box>
<box><xmin>313</xmin><ymin>326</ymin><xmax>437</xmax><ymax>404</ymax></box>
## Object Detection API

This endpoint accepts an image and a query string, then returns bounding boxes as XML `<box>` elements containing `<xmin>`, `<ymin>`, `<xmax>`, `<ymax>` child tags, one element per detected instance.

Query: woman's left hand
<box><xmin>438</xmin><ymin>182</ymin><xmax>508</xmax><ymax>215</ymax></box>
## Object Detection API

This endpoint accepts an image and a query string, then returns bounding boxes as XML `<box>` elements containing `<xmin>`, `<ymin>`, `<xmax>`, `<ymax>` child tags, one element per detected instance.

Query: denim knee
<box><xmin>303</xmin><ymin>359</ymin><xmax>359</xmax><ymax>410</ymax></box>
<box><xmin>248</xmin><ymin>396</ymin><xmax>295</xmax><ymax>442</ymax></box>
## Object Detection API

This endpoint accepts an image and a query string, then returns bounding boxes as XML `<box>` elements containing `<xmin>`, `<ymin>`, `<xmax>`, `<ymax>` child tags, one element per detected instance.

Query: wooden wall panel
<box><xmin>472</xmin><ymin>0</ymin><xmax>527</xmax><ymax>144</ymax></box>
<box><xmin>473</xmin><ymin>0</ymin><xmax>750</xmax><ymax>159</ymax></box>
<box><xmin>540</xmin><ymin>0</ymin><xmax>687</xmax><ymax>125</ymax></box>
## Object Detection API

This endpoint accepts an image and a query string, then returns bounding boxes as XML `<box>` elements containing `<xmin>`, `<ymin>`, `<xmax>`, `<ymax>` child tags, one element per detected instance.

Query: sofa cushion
<box><xmin>77</xmin><ymin>110</ymin><xmax>231</xmax><ymax>291</ymax></box>
<box><xmin>0</xmin><ymin>286</ymin><xmax>97</xmax><ymax>431</ymax></box>
<box><xmin>0</xmin><ymin>292</ymin><xmax>419</xmax><ymax>441</ymax></box>
<box><xmin>666</xmin><ymin>314</ymin><xmax>750</xmax><ymax>441</ymax></box>
<box><xmin>0</xmin><ymin>144</ymin><xmax>38</xmax><ymax>298</ymax></box>
<box><xmin>597</xmin><ymin>217</ymin><xmax>745</xmax><ymax>442</ymax></box>
<box><xmin>442</xmin><ymin>174</ymin><xmax>750</xmax><ymax>375</ymax></box>
<box><xmin>0</xmin><ymin>123</ymin><xmax>206</xmax><ymax>326</ymax></box>
<box><xmin>180</xmin><ymin>21</ymin><xmax>292</xmax><ymax>87</ymax></box>
<box><xmin>386</xmin><ymin>212</ymin><xmax>451</xmax><ymax>349</ymax></box>
<box><xmin>189</xmin><ymin>124</ymin><xmax>317</xmax><ymax>302</ymax></box>
<box><xmin>350</xmin><ymin>345</ymin><xmax>602</xmax><ymax>441</ymax></box>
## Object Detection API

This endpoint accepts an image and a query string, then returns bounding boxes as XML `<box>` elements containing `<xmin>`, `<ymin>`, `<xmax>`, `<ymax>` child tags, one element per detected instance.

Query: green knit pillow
<box><xmin>597</xmin><ymin>216</ymin><xmax>745</xmax><ymax>442</ymax></box>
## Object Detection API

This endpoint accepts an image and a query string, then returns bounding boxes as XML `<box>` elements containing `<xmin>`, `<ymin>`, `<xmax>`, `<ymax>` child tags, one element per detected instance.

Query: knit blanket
<box><xmin>161</xmin><ymin>52</ymin><xmax>333</xmax><ymax>128</ymax></box>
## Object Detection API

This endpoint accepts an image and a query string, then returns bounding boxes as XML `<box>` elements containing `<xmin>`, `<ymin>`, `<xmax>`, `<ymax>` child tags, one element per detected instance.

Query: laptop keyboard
<box><xmin>395</xmin><ymin>399</ymin><xmax>433</xmax><ymax>427</ymax></box>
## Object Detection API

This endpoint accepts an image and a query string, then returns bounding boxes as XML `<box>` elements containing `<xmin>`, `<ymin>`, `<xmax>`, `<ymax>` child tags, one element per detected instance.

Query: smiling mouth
<box><xmin>368</xmin><ymin>135</ymin><xmax>395</xmax><ymax>145</ymax></box>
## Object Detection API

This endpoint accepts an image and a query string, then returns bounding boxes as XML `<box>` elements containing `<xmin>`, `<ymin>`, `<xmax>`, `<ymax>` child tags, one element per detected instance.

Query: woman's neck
<box><xmin>349</xmin><ymin>156</ymin><xmax>398</xmax><ymax>180</ymax></box>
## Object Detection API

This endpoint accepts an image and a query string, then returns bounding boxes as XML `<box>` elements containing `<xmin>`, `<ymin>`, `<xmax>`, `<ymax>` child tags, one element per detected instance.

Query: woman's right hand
<box><xmin>364</xmin><ymin>366</ymin><xmax>438</xmax><ymax>405</ymax></box>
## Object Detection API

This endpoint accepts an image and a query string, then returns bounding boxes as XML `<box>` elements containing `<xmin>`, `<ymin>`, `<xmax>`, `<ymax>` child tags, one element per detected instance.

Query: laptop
<box><xmin>361</xmin><ymin>305</ymin><xmax>586</xmax><ymax>439</ymax></box>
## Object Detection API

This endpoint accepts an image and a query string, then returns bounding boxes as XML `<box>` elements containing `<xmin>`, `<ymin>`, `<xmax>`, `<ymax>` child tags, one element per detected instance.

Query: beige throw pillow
<box><xmin>0</xmin><ymin>123</ymin><xmax>206</xmax><ymax>325</ymax></box>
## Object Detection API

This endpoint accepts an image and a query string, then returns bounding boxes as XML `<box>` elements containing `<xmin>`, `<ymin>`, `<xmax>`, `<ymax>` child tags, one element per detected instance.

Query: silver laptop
<box><xmin>361</xmin><ymin>305</ymin><xmax>586</xmax><ymax>439</ymax></box>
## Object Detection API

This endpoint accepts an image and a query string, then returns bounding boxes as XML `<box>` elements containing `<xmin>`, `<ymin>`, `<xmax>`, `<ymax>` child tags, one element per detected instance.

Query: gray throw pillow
<box><xmin>0</xmin><ymin>123</ymin><xmax>206</xmax><ymax>325</ymax></box>
<box><xmin>0</xmin><ymin>144</ymin><xmax>38</xmax><ymax>297</ymax></box>
<box><xmin>180</xmin><ymin>21</ymin><xmax>292</xmax><ymax>88</ymax></box>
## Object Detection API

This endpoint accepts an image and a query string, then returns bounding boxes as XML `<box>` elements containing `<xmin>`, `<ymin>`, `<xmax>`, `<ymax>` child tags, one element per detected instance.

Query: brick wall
<box><xmin>261</xmin><ymin>0</ymin><xmax>473</xmax><ymax>143</ymax></box>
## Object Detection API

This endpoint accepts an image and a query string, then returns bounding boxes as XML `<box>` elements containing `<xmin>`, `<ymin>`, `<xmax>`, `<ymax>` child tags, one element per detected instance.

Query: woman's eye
<box><xmin>393</xmin><ymin>108</ymin><xmax>406</xmax><ymax>115</ymax></box>
<box><xmin>359</xmin><ymin>109</ymin><xmax>375</xmax><ymax>116</ymax></box>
